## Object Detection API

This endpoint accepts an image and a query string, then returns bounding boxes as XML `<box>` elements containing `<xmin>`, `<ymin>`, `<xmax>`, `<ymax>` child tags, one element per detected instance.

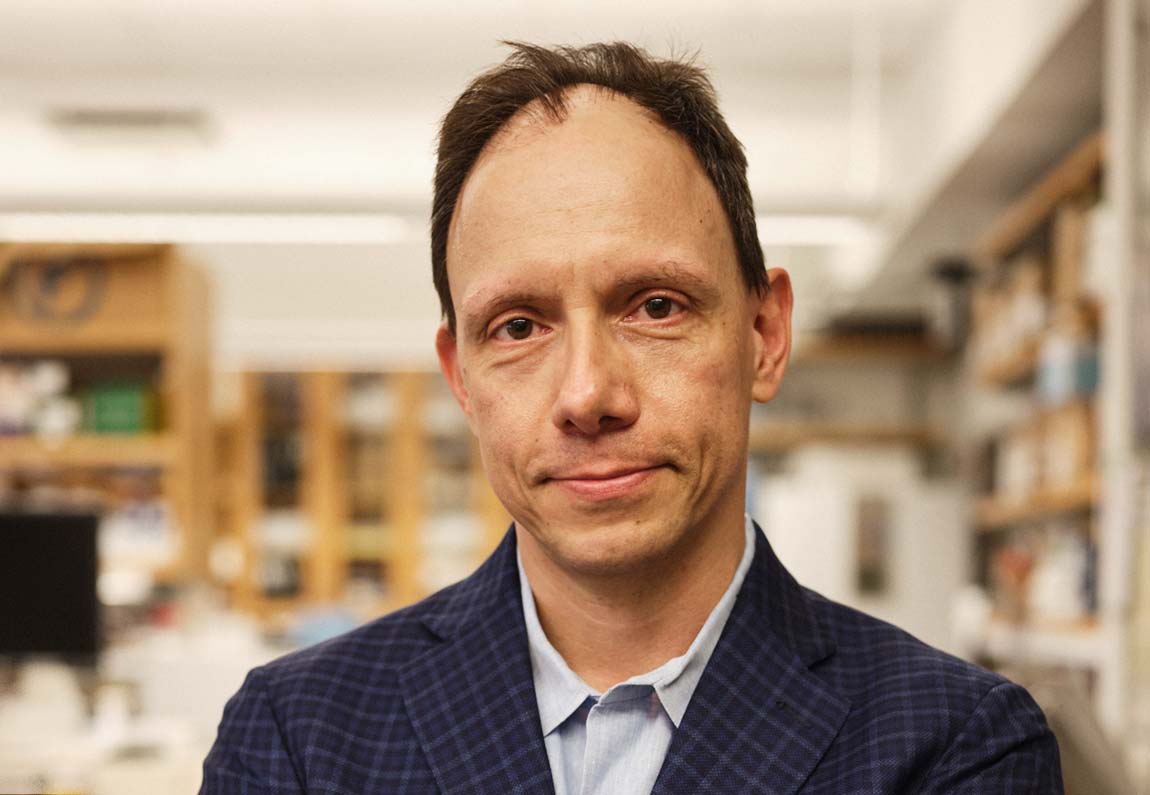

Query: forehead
<box><xmin>446</xmin><ymin>87</ymin><xmax>739</xmax><ymax>321</ymax></box>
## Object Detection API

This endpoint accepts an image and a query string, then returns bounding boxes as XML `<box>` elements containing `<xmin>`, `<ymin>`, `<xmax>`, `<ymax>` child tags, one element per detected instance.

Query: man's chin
<box><xmin>530</xmin><ymin>515</ymin><xmax>684</xmax><ymax>579</ymax></box>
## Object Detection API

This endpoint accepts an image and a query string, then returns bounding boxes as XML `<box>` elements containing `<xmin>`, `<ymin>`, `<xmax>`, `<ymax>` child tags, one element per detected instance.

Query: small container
<box><xmin>1037</xmin><ymin>305</ymin><xmax>1099</xmax><ymax>406</ymax></box>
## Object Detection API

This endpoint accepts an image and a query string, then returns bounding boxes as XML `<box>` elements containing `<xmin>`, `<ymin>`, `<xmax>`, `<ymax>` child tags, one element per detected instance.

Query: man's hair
<box><xmin>431</xmin><ymin>41</ymin><xmax>768</xmax><ymax>335</ymax></box>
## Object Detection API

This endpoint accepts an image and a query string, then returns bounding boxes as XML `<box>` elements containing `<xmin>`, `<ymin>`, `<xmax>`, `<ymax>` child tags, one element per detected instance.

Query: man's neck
<box><xmin>517</xmin><ymin>513</ymin><xmax>747</xmax><ymax>693</ymax></box>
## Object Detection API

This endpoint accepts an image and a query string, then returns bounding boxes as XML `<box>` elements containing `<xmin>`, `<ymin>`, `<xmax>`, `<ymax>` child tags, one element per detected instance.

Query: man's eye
<box><xmin>639</xmin><ymin>296</ymin><xmax>681</xmax><ymax>320</ymax></box>
<box><xmin>494</xmin><ymin>317</ymin><xmax>535</xmax><ymax>341</ymax></box>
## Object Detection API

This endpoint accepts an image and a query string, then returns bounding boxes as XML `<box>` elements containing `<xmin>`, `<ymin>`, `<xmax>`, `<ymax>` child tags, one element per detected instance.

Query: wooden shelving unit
<box><xmin>832</xmin><ymin>0</ymin><xmax>1142</xmax><ymax>770</ymax></box>
<box><xmin>963</xmin><ymin>129</ymin><xmax>1111</xmax><ymax>705</ymax></box>
<box><xmin>0</xmin><ymin>243</ymin><xmax>213</xmax><ymax>580</ymax></box>
<box><xmin>230</xmin><ymin>370</ymin><xmax>508</xmax><ymax>620</ymax></box>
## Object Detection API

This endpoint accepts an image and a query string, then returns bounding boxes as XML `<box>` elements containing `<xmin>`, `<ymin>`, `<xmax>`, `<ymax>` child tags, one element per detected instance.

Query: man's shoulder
<box><xmin>233</xmin><ymin>534</ymin><xmax>517</xmax><ymax>733</ymax></box>
<box><xmin>252</xmin><ymin>580</ymin><xmax>465</xmax><ymax>694</ymax></box>
<box><xmin>795</xmin><ymin>587</ymin><xmax>1060</xmax><ymax>790</ymax></box>
<box><xmin>203</xmin><ymin>583</ymin><xmax>480</xmax><ymax>793</ymax></box>
<box><xmin>803</xmin><ymin>586</ymin><xmax>1004</xmax><ymax>706</ymax></box>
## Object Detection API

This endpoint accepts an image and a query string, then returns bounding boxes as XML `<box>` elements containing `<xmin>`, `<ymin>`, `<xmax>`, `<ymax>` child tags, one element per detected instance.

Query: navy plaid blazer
<box><xmin>202</xmin><ymin>524</ymin><xmax>1062</xmax><ymax>793</ymax></box>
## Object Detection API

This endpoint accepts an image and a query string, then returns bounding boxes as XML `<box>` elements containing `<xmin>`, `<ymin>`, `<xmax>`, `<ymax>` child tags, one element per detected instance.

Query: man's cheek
<box><xmin>473</xmin><ymin>404</ymin><xmax>531</xmax><ymax>480</ymax></box>
<box><xmin>466</xmin><ymin>383</ymin><xmax>506</xmax><ymax>428</ymax></box>
<box><xmin>651</xmin><ymin>349</ymin><xmax>729</xmax><ymax>408</ymax></box>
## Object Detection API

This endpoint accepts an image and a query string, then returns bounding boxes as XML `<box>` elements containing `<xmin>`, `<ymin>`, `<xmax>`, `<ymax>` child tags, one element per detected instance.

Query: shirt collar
<box><xmin>517</xmin><ymin>548</ymin><xmax>599</xmax><ymax>735</ymax></box>
<box><xmin>518</xmin><ymin>515</ymin><xmax>757</xmax><ymax>732</ymax></box>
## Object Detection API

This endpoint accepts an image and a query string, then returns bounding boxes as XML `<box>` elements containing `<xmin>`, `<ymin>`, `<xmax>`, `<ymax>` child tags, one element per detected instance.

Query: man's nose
<box><xmin>550</xmin><ymin>322</ymin><xmax>639</xmax><ymax>437</ymax></box>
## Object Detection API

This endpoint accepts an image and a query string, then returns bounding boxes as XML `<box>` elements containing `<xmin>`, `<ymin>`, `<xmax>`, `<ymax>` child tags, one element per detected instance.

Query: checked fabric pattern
<box><xmin>201</xmin><ymin>524</ymin><xmax>1062</xmax><ymax>794</ymax></box>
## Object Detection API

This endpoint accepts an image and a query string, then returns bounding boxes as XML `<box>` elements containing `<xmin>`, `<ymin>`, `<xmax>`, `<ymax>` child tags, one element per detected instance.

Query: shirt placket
<box><xmin>578</xmin><ymin>685</ymin><xmax>660</xmax><ymax>795</ymax></box>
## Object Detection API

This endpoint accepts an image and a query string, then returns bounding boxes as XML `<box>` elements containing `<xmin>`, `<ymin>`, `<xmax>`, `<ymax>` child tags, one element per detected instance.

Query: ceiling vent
<box><xmin>46</xmin><ymin>108</ymin><xmax>213</xmax><ymax>147</ymax></box>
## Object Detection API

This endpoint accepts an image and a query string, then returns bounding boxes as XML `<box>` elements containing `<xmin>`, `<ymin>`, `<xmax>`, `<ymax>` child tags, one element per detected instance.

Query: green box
<box><xmin>84</xmin><ymin>382</ymin><xmax>156</xmax><ymax>434</ymax></box>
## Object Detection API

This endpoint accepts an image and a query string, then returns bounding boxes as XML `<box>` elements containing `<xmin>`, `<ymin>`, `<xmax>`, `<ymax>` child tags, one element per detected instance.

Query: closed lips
<box><xmin>551</xmin><ymin>465</ymin><xmax>661</xmax><ymax>480</ymax></box>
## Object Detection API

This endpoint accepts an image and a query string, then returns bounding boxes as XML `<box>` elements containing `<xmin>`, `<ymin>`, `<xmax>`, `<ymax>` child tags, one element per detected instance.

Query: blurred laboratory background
<box><xmin>1</xmin><ymin>0</ymin><xmax>1148</xmax><ymax>792</ymax></box>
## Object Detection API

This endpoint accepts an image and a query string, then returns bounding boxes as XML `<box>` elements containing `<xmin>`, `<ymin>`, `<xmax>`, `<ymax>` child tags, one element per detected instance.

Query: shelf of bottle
<box><xmin>975</xmin><ymin>476</ymin><xmax>1097</xmax><ymax>530</ymax></box>
<box><xmin>0</xmin><ymin>433</ymin><xmax>175</xmax><ymax>468</ymax></box>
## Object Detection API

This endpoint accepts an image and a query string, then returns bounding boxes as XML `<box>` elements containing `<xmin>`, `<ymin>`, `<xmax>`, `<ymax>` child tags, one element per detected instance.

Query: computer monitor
<box><xmin>0</xmin><ymin>512</ymin><xmax>100</xmax><ymax>660</ymax></box>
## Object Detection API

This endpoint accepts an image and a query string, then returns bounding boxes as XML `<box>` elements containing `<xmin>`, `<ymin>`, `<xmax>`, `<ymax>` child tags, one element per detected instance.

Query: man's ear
<box><xmin>750</xmin><ymin>267</ymin><xmax>794</xmax><ymax>404</ymax></box>
<box><xmin>435</xmin><ymin>323</ymin><xmax>476</xmax><ymax>433</ymax></box>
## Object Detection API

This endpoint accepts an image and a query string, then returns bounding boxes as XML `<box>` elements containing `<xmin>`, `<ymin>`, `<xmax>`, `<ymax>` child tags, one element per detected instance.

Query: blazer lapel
<box><xmin>652</xmin><ymin>525</ymin><xmax>850</xmax><ymax>795</ymax></box>
<box><xmin>400</xmin><ymin>529</ymin><xmax>554</xmax><ymax>795</ymax></box>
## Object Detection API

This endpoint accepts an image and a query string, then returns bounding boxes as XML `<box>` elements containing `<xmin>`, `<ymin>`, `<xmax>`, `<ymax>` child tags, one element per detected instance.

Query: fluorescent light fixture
<box><xmin>47</xmin><ymin>107</ymin><xmax>213</xmax><ymax>148</ymax></box>
<box><xmin>0</xmin><ymin>212</ymin><xmax>416</xmax><ymax>244</ymax></box>
<box><xmin>756</xmin><ymin>213</ymin><xmax>871</xmax><ymax>247</ymax></box>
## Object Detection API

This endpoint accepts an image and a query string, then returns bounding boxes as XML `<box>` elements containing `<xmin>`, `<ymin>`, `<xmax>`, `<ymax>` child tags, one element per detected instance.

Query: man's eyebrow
<box><xmin>608</xmin><ymin>260</ymin><xmax>719</xmax><ymax>297</ymax></box>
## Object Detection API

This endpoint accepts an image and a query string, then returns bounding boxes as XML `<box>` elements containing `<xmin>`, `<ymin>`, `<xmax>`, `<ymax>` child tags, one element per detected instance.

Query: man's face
<box><xmin>437</xmin><ymin>88</ymin><xmax>792</xmax><ymax>577</ymax></box>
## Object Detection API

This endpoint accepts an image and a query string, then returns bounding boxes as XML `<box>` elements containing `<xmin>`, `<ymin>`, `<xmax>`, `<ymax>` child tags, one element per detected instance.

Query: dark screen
<box><xmin>0</xmin><ymin>512</ymin><xmax>100</xmax><ymax>658</ymax></box>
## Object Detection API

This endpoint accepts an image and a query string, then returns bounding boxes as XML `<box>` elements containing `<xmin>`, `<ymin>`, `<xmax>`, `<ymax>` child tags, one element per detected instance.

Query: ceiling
<box><xmin>0</xmin><ymin>1</ymin><xmax>948</xmax><ymax>215</ymax></box>
<box><xmin>0</xmin><ymin>0</ymin><xmax>941</xmax><ymax>80</ymax></box>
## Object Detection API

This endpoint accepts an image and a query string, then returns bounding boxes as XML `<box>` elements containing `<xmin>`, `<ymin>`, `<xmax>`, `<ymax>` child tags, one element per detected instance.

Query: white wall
<box><xmin>755</xmin><ymin>446</ymin><xmax>967</xmax><ymax>654</ymax></box>
<box><xmin>187</xmin><ymin>242</ymin><xmax>443</xmax><ymax>371</ymax></box>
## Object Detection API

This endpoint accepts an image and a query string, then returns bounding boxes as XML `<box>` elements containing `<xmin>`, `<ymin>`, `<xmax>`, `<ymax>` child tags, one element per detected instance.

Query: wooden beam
<box><xmin>234</xmin><ymin>373</ymin><xmax>263</xmax><ymax>612</ymax></box>
<box><xmin>974</xmin><ymin>131</ymin><xmax>1104</xmax><ymax>263</ymax></box>
<box><xmin>0</xmin><ymin>434</ymin><xmax>175</xmax><ymax>467</ymax></box>
<box><xmin>792</xmin><ymin>333</ymin><xmax>948</xmax><ymax>364</ymax></box>
<box><xmin>303</xmin><ymin>371</ymin><xmax>347</xmax><ymax>604</ymax></box>
<box><xmin>388</xmin><ymin>372</ymin><xmax>427</xmax><ymax>607</ymax></box>
<box><xmin>976</xmin><ymin>475</ymin><xmax>1097</xmax><ymax>530</ymax></box>
<box><xmin>0</xmin><ymin>242</ymin><xmax>170</xmax><ymax>266</ymax></box>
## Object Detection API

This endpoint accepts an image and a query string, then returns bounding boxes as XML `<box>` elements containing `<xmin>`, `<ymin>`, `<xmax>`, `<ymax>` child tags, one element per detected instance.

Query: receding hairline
<box><xmin>477</xmin><ymin>82</ymin><xmax>673</xmax><ymax>161</ymax></box>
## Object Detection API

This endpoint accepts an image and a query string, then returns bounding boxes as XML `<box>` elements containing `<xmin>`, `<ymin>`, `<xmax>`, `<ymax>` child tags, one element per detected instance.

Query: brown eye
<box><xmin>502</xmin><ymin>317</ymin><xmax>534</xmax><ymax>340</ymax></box>
<box><xmin>643</xmin><ymin>297</ymin><xmax>675</xmax><ymax>319</ymax></box>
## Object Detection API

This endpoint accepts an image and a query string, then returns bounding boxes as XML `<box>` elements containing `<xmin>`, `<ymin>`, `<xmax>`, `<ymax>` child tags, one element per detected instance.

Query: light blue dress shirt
<box><xmin>517</xmin><ymin>515</ymin><xmax>756</xmax><ymax>795</ymax></box>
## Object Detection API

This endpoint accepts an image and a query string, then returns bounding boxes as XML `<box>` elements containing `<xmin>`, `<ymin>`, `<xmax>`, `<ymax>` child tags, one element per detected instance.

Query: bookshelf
<box><xmin>0</xmin><ymin>243</ymin><xmax>213</xmax><ymax>581</ymax></box>
<box><xmin>962</xmin><ymin>130</ymin><xmax>1120</xmax><ymax>718</ymax></box>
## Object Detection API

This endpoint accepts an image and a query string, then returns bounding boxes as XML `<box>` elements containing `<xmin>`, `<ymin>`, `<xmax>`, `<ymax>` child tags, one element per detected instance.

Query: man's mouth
<box><xmin>546</xmin><ymin>465</ymin><xmax>665</xmax><ymax>501</ymax></box>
